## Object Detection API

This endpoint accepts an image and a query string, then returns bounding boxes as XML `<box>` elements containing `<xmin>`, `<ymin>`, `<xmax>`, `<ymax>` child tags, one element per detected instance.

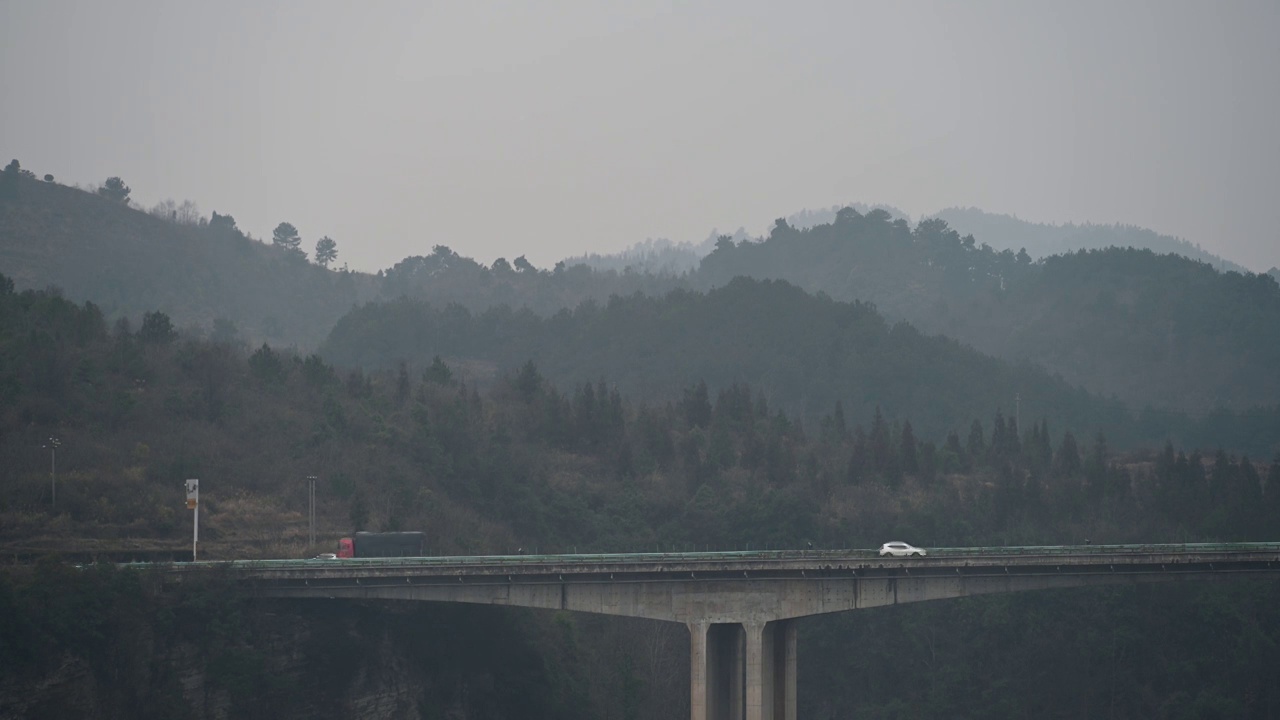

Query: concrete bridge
<box><xmin>164</xmin><ymin>543</ymin><xmax>1280</xmax><ymax>720</ymax></box>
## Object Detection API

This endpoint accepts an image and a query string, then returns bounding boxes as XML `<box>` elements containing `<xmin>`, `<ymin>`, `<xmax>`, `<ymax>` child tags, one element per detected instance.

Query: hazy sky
<box><xmin>3</xmin><ymin>1</ymin><xmax>1278</xmax><ymax>272</ymax></box>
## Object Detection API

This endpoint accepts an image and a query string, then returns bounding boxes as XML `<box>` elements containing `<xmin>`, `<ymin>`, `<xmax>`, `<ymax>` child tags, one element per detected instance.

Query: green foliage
<box><xmin>301</xmin><ymin>353</ymin><xmax>335</xmax><ymax>388</ymax></box>
<box><xmin>208</xmin><ymin>210</ymin><xmax>240</xmax><ymax>236</ymax></box>
<box><xmin>0</xmin><ymin>160</ymin><xmax>17</xmax><ymax>201</ymax></box>
<box><xmin>8</xmin><ymin>182</ymin><xmax>1275</xmax><ymax>431</ymax></box>
<box><xmin>138</xmin><ymin>310</ymin><xmax>175</xmax><ymax>344</ymax></box>
<box><xmin>802</xmin><ymin>582</ymin><xmax>1280</xmax><ymax>719</ymax></box>
<box><xmin>1</xmin><ymin>192</ymin><xmax>1279</xmax><ymax>719</ymax></box>
<box><xmin>424</xmin><ymin>355</ymin><xmax>452</xmax><ymax>385</ymax></box>
<box><xmin>314</xmin><ymin>235</ymin><xmax>338</xmax><ymax>267</ymax></box>
<box><xmin>0</xmin><ymin>180</ymin><xmax>383</xmax><ymax>349</ymax></box>
<box><xmin>271</xmin><ymin>221</ymin><xmax>305</xmax><ymax>261</ymax></box>
<box><xmin>329</xmin><ymin>277</ymin><xmax>1254</xmax><ymax>453</ymax></box>
<box><xmin>248</xmin><ymin>343</ymin><xmax>286</xmax><ymax>384</ymax></box>
<box><xmin>97</xmin><ymin>176</ymin><xmax>131</xmax><ymax>204</ymax></box>
<box><xmin>2</xmin><ymin>277</ymin><xmax>1279</xmax><ymax>718</ymax></box>
<box><xmin>696</xmin><ymin>211</ymin><xmax>1280</xmax><ymax>413</ymax></box>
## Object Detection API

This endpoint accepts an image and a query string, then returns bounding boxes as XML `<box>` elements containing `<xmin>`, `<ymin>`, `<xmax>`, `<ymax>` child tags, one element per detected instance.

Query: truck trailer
<box><xmin>337</xmin><ymin>531</ymin><xmax>425</xmax><ymax>558</ymax></box>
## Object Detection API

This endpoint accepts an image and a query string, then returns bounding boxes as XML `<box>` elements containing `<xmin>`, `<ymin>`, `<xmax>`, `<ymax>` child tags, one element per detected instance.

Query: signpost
<box><xmin>185</xmin><ymin>479</ymin><xmax>199</xmax><ymax>561</ymax></box>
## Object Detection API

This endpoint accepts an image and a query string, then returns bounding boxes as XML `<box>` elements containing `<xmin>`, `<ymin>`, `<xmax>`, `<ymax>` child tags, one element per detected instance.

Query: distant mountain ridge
<box><xmin>0</xmin><ymin>171</ymin><xmax>380</xmax><ymax>348</ymax></box>
<box><xmin>930</xmin><ymin>206</ymin><xmax>1251</xmax><ymax>273</ymax></box>
<box><xmin>3</xmin><ymin>169</ymin><xmax>1275</xmax><ymax>426</ymax></box>
<box><xmin>575</xmin><ymin>202</ymin><xmax>1253</xmax><ymax>280</ymax></box>
<box><xmin>568</xmin><ymin>203</ymin><xmax>912</xmax><ymax>275</ymax></box>
<box><xmin>692</xmin><ymin>209</ymin><xmax>1280</xmax><ymax>413</ymax></box>
<box><xmin>320</xmin><ymin>276</ymin><xmax>1134</xmax><ymax>444</ymax></box>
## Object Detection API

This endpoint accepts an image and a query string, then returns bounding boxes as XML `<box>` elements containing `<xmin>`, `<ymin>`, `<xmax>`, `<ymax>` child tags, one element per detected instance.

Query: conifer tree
<box><xmin>899</xmin><ymin>420</ymin><xmax>918</xmax><ymax>473</ymax></box>
<box><xmin>870</xmin><ymin>406</ymin><xmax>891</xmax><ymax>474</ymax></box>
<box><xmin>967</xmin><ymin>420</ymin><xmax>986</xmax><ymax>466</ymax></box>
<box><xmin>272</xmin><ymin>222</ymin><xmax>303</xmax><ymax>257</ymax></box>
<box><xmin>314</xmin><ymin>236</ymin><xmax>338</xmax><ymax>267</ymax></box>
<box><xmin>1056</xmin><ymin>431</ymin><xmax>1081</xmax><ymax>476</ymax></box>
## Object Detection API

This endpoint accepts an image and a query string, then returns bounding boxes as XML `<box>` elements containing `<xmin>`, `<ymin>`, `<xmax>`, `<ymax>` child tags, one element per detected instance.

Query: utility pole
<box><xmin>185</xmin><ymin>479</ymin><xmax>199</xmax><ymax>561</ymax></box>
<box><xmin>306</xmin><ymin>476</ymin><xmax>317</xmax><ymax>548</ymax></box>
<box><xmin>43</xmin><ymin>437</ymin><xmax>60</xmax><ymax>509</ymax></box>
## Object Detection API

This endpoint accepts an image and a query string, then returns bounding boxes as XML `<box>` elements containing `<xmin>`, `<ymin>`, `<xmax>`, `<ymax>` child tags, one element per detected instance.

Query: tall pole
<box><xmin>44</xmin><ymin>437</ymin><xmax>60</xmax><ymax>509</ymax></box>
<box><xmin>307</xmin><ymin>476</ymin><xmax>317</xmax><ymax>547</ymax></box>
<box><xmin>185</xmin><ymin>479</ymin><xmax>199</xmax><ymax>561</ymax></box>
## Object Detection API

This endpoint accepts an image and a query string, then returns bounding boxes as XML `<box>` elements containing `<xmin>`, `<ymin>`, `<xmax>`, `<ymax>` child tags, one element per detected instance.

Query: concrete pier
<box><xmin>688</xmin><ymin>619</ymin><xmax>798</xmax><ymax>720</ymax></box>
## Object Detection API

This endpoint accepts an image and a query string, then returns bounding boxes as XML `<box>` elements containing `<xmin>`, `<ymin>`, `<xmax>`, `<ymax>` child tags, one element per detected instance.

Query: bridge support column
<box><xmin>690</xmin><ymin>622</ymin><xmax>709</xmax><ymax>720</ymax></box>
<box><xmin>729</xmin><ymin>624</ymin><xmax>744</xmax><ymax>720</ymax></box>
<box><xmin>745</xmin><ymin>620</ymin><xmax>796</xmax><ymax>720</ymax></box>
<box><xmin>744</xmin><ymin>622</ymin><xmax>768</xmax><ymax>720</ymax></box>
<box><xmin>691</xmin><ymin>621</ymin><xmax>796</xmax><ymax>720</ymax></box>
<box><xmin>771</xmin><ymin>620</ymin><xmax>796</xmax><ymax>720</ymax></box>
<box><xmin>691</xmin><ymin>622</ymin><xmax>747</xmax><ymax>720</ymax></box>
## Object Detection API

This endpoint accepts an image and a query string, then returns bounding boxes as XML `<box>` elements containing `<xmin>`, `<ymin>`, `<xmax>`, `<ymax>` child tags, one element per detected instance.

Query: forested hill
<box><xmin>0</xmin><ymin>169</ymin><xmax>380</xmax><ymax>348</ymax></box>
<box><xmin>0</xmin><ymin>169</ymin><xmax>685</xmax><ymax>347</ymax></box>
<box><xmin>932</xmin><ymin>206</ymin><xmax>1250</xmax><ymax>272</ymax></box>
<box><xmin>5</xmin><ymin>168</ymin><xmax>1277</xmax><ymax>417</ymax></box>
<box><xmin>319</xmin><ymin>276</ymin><xmax>1279</xmax><ymax>456</ymax></box>
<box><xmin>5</xmin><ymin>273</ymin><xmax>1280</xmax><ymax>719</ymax></box>
<box><xmin>693</xmin><ymin>209</ymin><xmax>1280</xmax><ymax>413</ymax></box>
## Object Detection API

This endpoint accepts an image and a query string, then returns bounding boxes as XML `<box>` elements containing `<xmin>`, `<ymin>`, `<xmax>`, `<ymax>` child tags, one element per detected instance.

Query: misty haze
<box><xmin>2</xmin><ymin>2</ymin><xmax>1279</xmax><ymax>719</ymax></box>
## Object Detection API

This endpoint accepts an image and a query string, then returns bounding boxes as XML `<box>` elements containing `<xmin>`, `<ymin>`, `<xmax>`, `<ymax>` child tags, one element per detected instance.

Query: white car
<box><xmin>313</xmin><ymin>552</ymin><xmax>338</xmax><ymax>560</ymax></box>
<box><xmin>879</xmin><ymin>541</ymin><xmax>926</xmax><ymax>557</ymax></box>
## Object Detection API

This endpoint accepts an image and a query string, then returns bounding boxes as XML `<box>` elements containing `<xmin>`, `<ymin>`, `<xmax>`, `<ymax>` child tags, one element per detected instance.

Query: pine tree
<box><xmin>395</xmin><ymin>360</ymin><xmax>410</xmax><ymax>406</ymax></box>
<box><xmin>272</xmin><ymin>222</ymin><xmax>304</xmax><ymax>257</ymax></box>
<box><xmin>848</xmin><ymin>425</ymin><xmax>868</xmax><ymax>484</ymax></box>
<box><xmin>1265</xmin><ymin>454</ymin><xmax>1280</xmax><ymax>537</ymax></box>
<box><xmin>967</xmin><ymin>420</ymin><xmax>986</xmax><ymax>466</ymax></box>
<box><xmin>832</xmin><ymin>400</ymin><xmax>847</xmax><ymax>440</ymax></box>
<box><xmin>899</xmin><ymin>420</ymin><xmax>918</xmax><ymax>473</ymax></box>
<box><xmin>682</xmin><ymin>380</ymin><xmax>712</xmax><ymax>429</ymax></box>
<box><xmin>870</xmin><ymin>406</ymin><xmax>891</xmax><ymax>474</ymax></box>
<box><xmin>1056</xmin><ymin>431</ymin><xmax>1081</xmax><ymax>476</ymax></box>
<box><xmin>314</xmin><ymin>236</ymin><xmax>338</xmax><ymax>267</ymax></box>
<box><xmin>990</xmin><ymin>411</ymin><xmax>1007</xmax><ymax>463</ymax></box>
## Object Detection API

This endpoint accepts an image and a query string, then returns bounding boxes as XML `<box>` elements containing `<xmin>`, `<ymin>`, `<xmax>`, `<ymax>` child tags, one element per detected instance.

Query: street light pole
<box><xmin>306</xmin><ymin>475</ymin><xmax>317</xmax><ymax>547</ymax></box>
<box><xmin>43</xmin><ymin>437</ymin><xmax>60</xmax><ymax>509</ymax></box>
<box><xmin>185</xmin><ymin>479</ymin><xmax>199</xmax><ymax>561</ymax></box>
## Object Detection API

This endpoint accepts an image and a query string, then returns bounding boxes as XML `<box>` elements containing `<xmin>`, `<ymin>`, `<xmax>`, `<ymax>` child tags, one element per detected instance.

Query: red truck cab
<box><xmin>337</xmin><ymin>537</ymin><xmax>355</xmax><ymax>558</ymax></box>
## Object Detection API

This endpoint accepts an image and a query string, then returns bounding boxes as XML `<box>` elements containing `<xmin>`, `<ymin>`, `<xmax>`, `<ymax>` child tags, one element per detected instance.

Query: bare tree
<box><xmin>149</xmin><ymin>198</ymin><xmax>178</xmax><ymax>221</ymax></box>
<box><xmin>176</xmin><ymin>199</ymin><xmax>202</xmax><ymax>225</ymax></box>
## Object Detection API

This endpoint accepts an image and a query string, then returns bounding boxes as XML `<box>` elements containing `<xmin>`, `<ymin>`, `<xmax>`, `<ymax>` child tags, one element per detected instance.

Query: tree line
<box><xmin>3</xmin><ymin>275</ymin><xmax>1280</xmax><ymax>718</ymax></box>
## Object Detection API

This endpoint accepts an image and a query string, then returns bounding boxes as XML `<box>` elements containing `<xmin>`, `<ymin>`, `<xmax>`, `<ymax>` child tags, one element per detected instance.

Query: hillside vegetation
<box><xmin>322</xmin><ymin>277</ymin><xmax>1141</xmax><ymax>447</ymax></box>
<box><xmin>695</xmin><ymin>209</ymin><xmax>1280</xmax><ymax>412</ymax></box>
<box><xmin>932</xmin><ymin>205</ymin><xmax>1251</xmax><ymax>271</ymax></box>
<box><xmin>3</xmin><ymin>274</ymin><xmax>1280</xmax><ymax>718</ymax></box>
<box><xmin>0</xmin><ymin>170</ymin><xmax>379</xmax><ymax>348</ymax></box>
<box><xmin>5</xmin><ymin>169</ymin><xmax>1278</xmax><ymax>420</ymax></box>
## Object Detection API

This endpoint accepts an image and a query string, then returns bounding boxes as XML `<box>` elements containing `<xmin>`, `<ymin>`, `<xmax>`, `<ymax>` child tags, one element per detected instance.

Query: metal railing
<box><xmin>154</xmin><ymin>541</ymin><xmax>1280</xmax><ymax>571</ymax></box>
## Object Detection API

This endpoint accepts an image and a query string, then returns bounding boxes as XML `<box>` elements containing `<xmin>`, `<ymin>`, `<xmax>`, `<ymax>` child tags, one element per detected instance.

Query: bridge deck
<box><xmin>144</xmin><ymin>542</ymin><xmax>1280</xmax><ymax>587</ymax></box>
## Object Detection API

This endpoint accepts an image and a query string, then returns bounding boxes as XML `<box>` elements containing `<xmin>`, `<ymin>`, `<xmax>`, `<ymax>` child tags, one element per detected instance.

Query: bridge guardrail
<box><xmin>156</xmin><ymin>541</ymin><xmax>1280</xmax><ymax>571</ymax></box>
